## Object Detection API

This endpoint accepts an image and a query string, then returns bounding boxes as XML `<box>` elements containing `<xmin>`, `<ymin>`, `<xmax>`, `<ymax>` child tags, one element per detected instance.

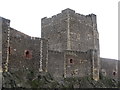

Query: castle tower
<box><xmin>41</xmin><ymin>8</ymin><xmax>100</xmax><ymax>80</ymax></box>
<box><xmin>41</xmin><ymin>8</ymin><xmax>99</xmax><ymax>52</ymax></box>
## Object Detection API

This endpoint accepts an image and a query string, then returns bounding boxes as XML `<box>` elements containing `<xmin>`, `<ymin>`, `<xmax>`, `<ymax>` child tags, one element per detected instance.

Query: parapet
<box><xmin>41</xmin><ymin>8</ymin><xmax>97</xmax><ymax>26</ymax></box>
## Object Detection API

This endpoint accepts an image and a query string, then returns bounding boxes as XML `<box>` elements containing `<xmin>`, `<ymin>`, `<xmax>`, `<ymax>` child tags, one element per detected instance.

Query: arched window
<box><xmin>25</xmin><ymin>51</ymin><xmax>29</xmax><ymax>57</ymax></box>
<box><xmin>70</xmin><ymin>59</ymin><xmax>73</xmax><ymax>63</ymax></box>
<box><xmin>24</xmin><ymin>50</ymin><xmax>32</xmax><ymax>59</ymax></box>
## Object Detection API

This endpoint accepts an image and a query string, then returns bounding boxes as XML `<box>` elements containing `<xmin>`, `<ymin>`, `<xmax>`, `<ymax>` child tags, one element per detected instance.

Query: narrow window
<box><xmin>70</xmin><ymin>59</ymin><xmax>73</xmax><ymax>63</ymax></box>
<box><xmin>113</xmin><ymin>72</ymin><xmax>116</xmax><ymax>76</ymax></box>
<box><xmin>25</xmin><ymin>51</ymin><xmax>29</xmax><ymax>57</ymax></box>
<box><xmin>8</xmin><ymin>46</ymin><xmax>11</xmax><ymax>54</ymax></box>
<box><xmin>24</xmin><ymin>50</ymin><xmax>32</xmax><ymax>59</ymax></box>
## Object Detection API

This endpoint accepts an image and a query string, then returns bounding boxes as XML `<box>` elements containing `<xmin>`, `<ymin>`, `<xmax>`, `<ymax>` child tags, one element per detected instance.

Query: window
<box><xmin>25</xmin><ymin>51</ymin><xmax>29</xmax><ymax>57</ymax></box>
<box><xmin>113</xmin><ymin>71</ymin><xmax>116</xmax><ymax>76</ymax></box>
<box><xmin>24</xmin><ymin>50</ymin><xmax>32</xmax><ymax>59</ymax></box>
<box><xmin>70</xmin><ymin>59</ymin><xmax>73</xmax><ymax>63</ymax></box>
<box><xmin>8</xmin><ymin>46</ymin><xmax>11</xmax><ymax>54</ymax></box>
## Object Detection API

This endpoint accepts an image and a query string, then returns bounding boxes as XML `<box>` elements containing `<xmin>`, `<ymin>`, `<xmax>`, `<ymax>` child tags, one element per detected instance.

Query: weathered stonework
<box><xmin>41</xmin><ymin>9</ymin><xmax>99</xmax><ymax>52</ymax></box>
<box><xmin>48</xmin><ymin>50</ymin><xmax>64</xmax><ymax>79</ymax></box>
<box><xmin>0</xmin><ymin>17</ymin><xmax>48</xmax><ymax>81</ymax></box>
<box><xmin>64</xmin><ymin>50</ymin><xmax>92</xmax><ymax>78</ymax></box>
<box><xmin>8</xmin><ymin>28</ymin><xmax>48</xmax><ymax>78</ymax></box>
<box><xmin>0</xmin><ymin>17</ymin><xmax>2</xmax><ymax>89</ymax></box>
<box><xmin>1</xmin><ymin>18</ymin><xmax>10</xmax><ymax>73</ymax></box>
<box><xmin>0</xmin><ymin>8</ymin><xmax>118</xmax><ymax>85</ymax></box>
<box><xmin>41</xmin><ymin>8</ymin><xmax>100</xmax><ymax>80</ymax></box>
<box><xmin>100</xmin><ymin>58</ymin><xmax>118</xmax><ymax>80</ymax></box>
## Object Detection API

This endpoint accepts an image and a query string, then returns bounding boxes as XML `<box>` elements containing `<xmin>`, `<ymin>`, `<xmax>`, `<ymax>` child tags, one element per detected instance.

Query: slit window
<box><xmin>8</xmin><ymin>46</ymin><xmax>11</xmax><ymax>54</ymax></box>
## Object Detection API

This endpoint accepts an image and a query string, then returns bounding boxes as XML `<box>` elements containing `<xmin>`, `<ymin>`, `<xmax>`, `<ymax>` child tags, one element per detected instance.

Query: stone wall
<box><xmin>64</xmin><ymin>50</ymin><xmax>92</xmax><ymax>78</ymax></box>
<box><xmin>0</xmin><ymin>18</ymin><xmax>48</xmax><ymax>81</ymax></box>
<box><xmin>8</xmin><ymin>28</ymin><xmax>48</xmax><ymax>76</ymax></box>
<box><xmin>41</xmin><ymin>8</ymin><xmax>100</xmax><ymax>81</ymax></box>
<box><xmin>41</xmin><ymin>11</ymin><xmax>68</xmax><ymax>51</ymax></box>
<box><xmin>47</xmin><ymin>50</ymin><xmax>64</xmax><ymax>79</ymax></box>
<box><xmin>0</xmin><ymin>17</ymin><xmax>10</xmax><ymax>89</ymax></box>
<box><xmin>47</xmin><ymin>49</ymin><xmax>95</xmax><ymax>79</ymax></box>
<box><xmin>41</xmin><ymin>8</ymin><xmax>99</xmax><ymax>52</ymax></box>
<box><xmin>1</xmin><ymin>17</ymin><xmax>10</xmax><ymax>72</ymax></box>
<box><xmin>0</xmin><ymin>8</ymin><xmax>118</xmax><ymax>84</ymax></box>
<box><xmin>9</xmin><ymin>28</ymin><xmax>39</xmax><ymax>74</ymax></box>
<box><xmin>100</xmin><ymin>58</ymin><xmax>118</xmax><ymax>80</ymax></box>
<box><xmin>118</xmin><ymin>61</ymin><xmax>120</xmax><ymax>80</ymax></box>
<box><xmin>0</xmin><ymin>17</ymin><xmax>3</xmax><ymax>89</ymax></box>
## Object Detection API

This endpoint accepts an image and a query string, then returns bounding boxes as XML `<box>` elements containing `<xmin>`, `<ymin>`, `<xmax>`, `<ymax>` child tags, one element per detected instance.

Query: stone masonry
<box><xmin>0</xmin><ymin>8</ymin><xmax>118</xmax><ymax>84</ymax></box>
<box><xmin>42</xmin><ymin>8</ymin><xmax>100</xmax><ymax>81</ymax></box>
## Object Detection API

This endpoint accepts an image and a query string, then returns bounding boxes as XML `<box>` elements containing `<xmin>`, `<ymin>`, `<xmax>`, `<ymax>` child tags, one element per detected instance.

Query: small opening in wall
<box><xmin>113</xmin><ymin>71</ymin><xmax>116</xmax><ymax>76</ymax></box>
<box><xmin>24</xmin><ymin>50</ymin><xmax>32</xmax><ymax>59</ymax></box>
<box><xmin>70</xmin><ymin>59</ymin><xmax>73</xmax><ymax>63</ymax></box>
<box><xmin>26</xmin><ymin>51</ymin><xmax>29</xmax><ymax>56</ymax></box>
<box><xmin>8</xmin><ymin>46</ymin><xmax>11</xmax><ymax>54</ymax></box>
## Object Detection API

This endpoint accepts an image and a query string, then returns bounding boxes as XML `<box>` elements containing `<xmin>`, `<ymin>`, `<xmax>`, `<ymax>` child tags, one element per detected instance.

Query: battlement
<box><xmin>41</xmin><ymin>8</ymin><xmax>97</xmax><ymax>26</ymax></box>
<box><xmin>0</xmin><ymin>9</ymin><xmax>118</xmax><ymax>86</ymax></box>
<box><xmin>41</xmin><ymin>8</ymin><xmax>99</xmax><ymax>52</ymax></box>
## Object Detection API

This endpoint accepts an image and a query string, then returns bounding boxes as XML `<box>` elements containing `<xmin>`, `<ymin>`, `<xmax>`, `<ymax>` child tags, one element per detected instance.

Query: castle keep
<box><xmin>0</xmin><ymin>9</ymin><xmax>118</xmax><ymax>82</ymax></box>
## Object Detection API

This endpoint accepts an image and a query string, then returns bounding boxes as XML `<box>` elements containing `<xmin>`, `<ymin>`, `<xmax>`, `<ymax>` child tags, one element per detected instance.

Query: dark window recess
<box><xmin>24</xmin><ymin>50</ymin><xmax>32</xmax><ymax>59</ymax></box>
<box><xmin>26</xmin><ymin>51</ymin><xmax>29</xmax><ymax>57</ymax></box>
<box><xmin>113</xmin><ymin>72</ymin><xmax>116</xmax><ymax>76</ymax></box>
<box><xmin>70</xmin><ymin>59</ymin><xmax>73</xmax><ymax>63</ymax></box>
<box><xmin>8</xmin><ymin>46</ymin><xmax>11</xmax><ymax>54</ymax></box>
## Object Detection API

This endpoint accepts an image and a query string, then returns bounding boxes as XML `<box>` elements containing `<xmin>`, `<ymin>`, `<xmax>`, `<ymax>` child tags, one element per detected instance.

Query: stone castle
<box><xmin>0</xmin><ymin>8</ymin><xmax>119</xmax><ymax>82</ymax></box>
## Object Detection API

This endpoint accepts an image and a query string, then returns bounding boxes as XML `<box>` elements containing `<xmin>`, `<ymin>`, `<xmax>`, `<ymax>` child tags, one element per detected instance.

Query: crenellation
<box><xmin>41</xmin><ymin>17</ymin><xmax>47</xmax><ymax>21</ymax></box>
<box><xmin>41</xmin><ymin>9</ymin><xmax>95</xmax><ymax>27</ymax></box>
<box><xmin>90</xmin><ymin>14</ymin><xmax>97</xmax><ymax>26</ymax></box>
<box><xmin>56</xmin><ymin>13</ymin><xmax>63</xmax><ymax>19</ymax></box>
<box><xmin>41</xmin><ymin>18</ymin><xmax>52</xmax><ymax>25</ymax></box>
<box><xmin>0</xmin><ymin>8</ymin><xmax>118</xmax><ymax>87</ymax></box>
<box><xmin>75</xmin><ymin>13</ymin><xmax>90</xmax><ymax>25</ymax></box>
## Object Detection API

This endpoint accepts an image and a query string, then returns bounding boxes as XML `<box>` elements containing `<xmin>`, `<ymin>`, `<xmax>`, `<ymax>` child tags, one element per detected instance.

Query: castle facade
<box><xmin>0</xmin><ymin>8</ymin><xmax>118</xmax><ymax>81</ymax></box>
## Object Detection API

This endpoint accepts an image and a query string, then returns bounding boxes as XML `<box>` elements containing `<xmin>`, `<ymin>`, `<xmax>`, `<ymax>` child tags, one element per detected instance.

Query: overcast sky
<box><xmin>0</xmin><ymin>0</ymin><xmax>118</xmax><ymax>59</ymax></box>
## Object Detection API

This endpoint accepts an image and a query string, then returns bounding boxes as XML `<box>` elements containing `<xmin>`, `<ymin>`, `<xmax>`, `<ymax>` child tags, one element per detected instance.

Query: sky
<box><xmin>0</xmin><ymin>0</ymin><xmax>118</xmax><ymax>60</ymax></box>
